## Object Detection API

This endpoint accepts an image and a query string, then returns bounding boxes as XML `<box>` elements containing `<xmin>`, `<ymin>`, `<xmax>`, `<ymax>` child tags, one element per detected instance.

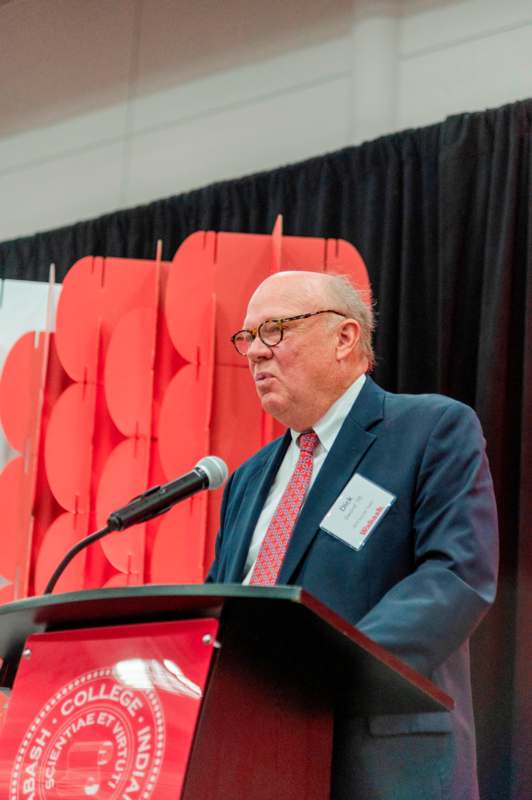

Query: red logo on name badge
<box><xmin>359</xmin><ymin>505</ymin><xmax>384</xmax><ymax>537</ymax></box>
<box><xmin>10</xmin><ymin>668</ymin><xmax>165</xmax><ymax>800</ymax></box>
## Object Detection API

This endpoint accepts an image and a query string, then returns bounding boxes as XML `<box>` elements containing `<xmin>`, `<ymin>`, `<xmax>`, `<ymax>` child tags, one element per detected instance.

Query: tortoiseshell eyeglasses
<box><xmin>230</xmin><ymin>310</ymin><xmax>346</xmax><ymax>356</ymax></box>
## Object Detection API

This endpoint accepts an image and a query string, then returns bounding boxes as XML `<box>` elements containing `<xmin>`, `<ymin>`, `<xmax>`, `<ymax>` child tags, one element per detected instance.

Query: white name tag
<box><xmin>320</xmin><ymin>473</ymin><xmax>396</xmax><ymax>551</ymax></box>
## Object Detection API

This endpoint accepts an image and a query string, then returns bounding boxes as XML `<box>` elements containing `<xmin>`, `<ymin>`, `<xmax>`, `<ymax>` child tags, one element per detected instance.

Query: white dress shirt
<box><xmin>243</xmin><ymin>373</ymin><xmax>366</xmax><ymax>583</ymax></box>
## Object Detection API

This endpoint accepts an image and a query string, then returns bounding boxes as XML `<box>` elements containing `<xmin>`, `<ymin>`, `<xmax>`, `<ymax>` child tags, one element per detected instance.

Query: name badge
<box><xmin>320</xmin><ymin>473</ymin><xmax>395</xmax><ymax>551</ymax></box>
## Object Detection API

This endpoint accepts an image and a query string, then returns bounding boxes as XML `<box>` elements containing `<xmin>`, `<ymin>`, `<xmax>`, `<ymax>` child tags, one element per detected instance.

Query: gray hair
<box><xmin>321</xmin><ymin>274</ymin><xmax>376</xmax><ymax>370</ymax></box>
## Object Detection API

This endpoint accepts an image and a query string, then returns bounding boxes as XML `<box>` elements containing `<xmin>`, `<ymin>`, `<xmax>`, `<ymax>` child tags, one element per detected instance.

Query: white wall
<box><xmin>0</xmin><ymin>0</ymin><xmax>530</xmax><ymax>243</ymax></box>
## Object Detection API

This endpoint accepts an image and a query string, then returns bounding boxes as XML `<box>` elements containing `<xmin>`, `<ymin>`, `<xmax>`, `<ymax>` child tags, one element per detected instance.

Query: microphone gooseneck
<box><xmin>43</xmin><ymin>456</ymin><xmax>228</xmax><ymax>595</ymax></box>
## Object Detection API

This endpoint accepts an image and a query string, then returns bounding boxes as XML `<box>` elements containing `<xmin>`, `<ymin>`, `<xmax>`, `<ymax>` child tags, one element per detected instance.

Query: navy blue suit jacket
<box><xmin>207</xmin><ymin>377</ymin><xmax>498</xmax><ymax>798</ymax></box>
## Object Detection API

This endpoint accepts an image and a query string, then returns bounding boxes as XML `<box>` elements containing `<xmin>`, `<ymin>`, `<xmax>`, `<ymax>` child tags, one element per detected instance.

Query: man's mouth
<box><xmin>254</xmin><ymin>372</ymin><xmax>274</xmax><ymax>384</ymax></box>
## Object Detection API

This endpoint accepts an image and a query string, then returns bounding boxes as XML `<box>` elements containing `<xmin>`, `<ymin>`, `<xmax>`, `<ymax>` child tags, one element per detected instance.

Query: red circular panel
<box><xmin>95</xmin><ymin>438</ymin><xmax>149</xmax><ymax>527</ymax></box>
<box><xmin>104</xmin><ymin>307</ymin><xmax>156</xmax><ymax>438</ymax></box>
<box><xmin>54</xmin><ymin>256</ymin><xmax>101</xmax><ymax>382</ymax></box>
<box><xmin>95</xmin><ymin>438</ymin><xmax>148</xmax><ymax>576</ymax></box>
<box><xmin>211</xmin><ymin>233</ymin><xmax>273</xmax><ymax>368</ymax></box>
<box><xmin>55</xmin><ymin>256</ymin><xmax>158</xmax><ymax>382</ymax></box>
<box><xmin>209</xmin><ymin>365</ymin><xmax>264</xmax><ymax>473</ymax></box>
<box><xmin>44</xmin><ymin>382</ymin><xmax>96</xmax><ymax>512</ymax></box>
<box><xmin>33</xmin><ymin>511</ymin><xmax>88</xmax><ymax>595</ymax></box>
<box><xmin>157</xmin><ymin>365</ymin><xmax>210</xmax><ymax>481</ymax></box>
<box><xmin>149</xmin><ymin>500</ymin><xmax>206</xmax><ymax>585</ymax></box>
<box><xmin>0</xmin><ymin>331</ymin><xmax>45</xmax><ymax>452</ymax></box>
<box><xmin>0</xmin><ymin>458</ymin><xmax>27</xmax><ymax>599</ymax></box>
<box><xmin>166</xmin><ymin>233</ymin><xmax>215</xmax><ymax>362</ymax></box>
<box><xmin>101</xmin><ymin>572</ymin><xmax>133</xmax><ymax>588</ymax></box>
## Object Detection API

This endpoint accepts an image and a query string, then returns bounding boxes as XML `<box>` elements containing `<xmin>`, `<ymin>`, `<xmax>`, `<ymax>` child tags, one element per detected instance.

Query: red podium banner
<box><xmin>0</xmin><ymin>618</ymin><xmax>218</xmax><ymax>799</ymax></box>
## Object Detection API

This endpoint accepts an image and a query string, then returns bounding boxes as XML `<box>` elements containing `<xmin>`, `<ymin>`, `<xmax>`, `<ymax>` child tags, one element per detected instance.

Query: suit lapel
<box><xmin>278</xmin><ymin>376</ymin><xmax>385</xmax><ymax>584</ymax></box>
<box><xmin>224</xmin><ymin>431</ymin><xmax>291</xmax><ymax>581</ymax></box>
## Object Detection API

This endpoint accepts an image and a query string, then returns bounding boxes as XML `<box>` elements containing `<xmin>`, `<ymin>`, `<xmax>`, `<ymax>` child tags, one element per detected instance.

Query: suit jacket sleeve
<box><xmin>355</xmin><ymin>401</ymin><xmax>499</xmax><ymax>676</ymax></box>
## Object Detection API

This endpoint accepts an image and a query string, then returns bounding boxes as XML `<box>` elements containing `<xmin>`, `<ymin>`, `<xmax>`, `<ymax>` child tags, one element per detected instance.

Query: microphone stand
<box><xmin>42</xmin><ymin>457</ymin><xmax>227</xmax><ymax>595</ymax></box>
<box><xmin>44</xmin><ymin>525</ymin><xmax>112</xmax><ymax>595</ymax></box>
<box><xmin>43</xmin><ymin>479</ymin><xmax>193</xmax><ymax>595</ymax></box>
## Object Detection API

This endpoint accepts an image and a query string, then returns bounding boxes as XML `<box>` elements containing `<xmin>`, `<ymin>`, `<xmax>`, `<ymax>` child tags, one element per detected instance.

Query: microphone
<box><xmin>107</xmin><ymin>456</ymin><xmax>228</xmax><ymax>532</ymax></box>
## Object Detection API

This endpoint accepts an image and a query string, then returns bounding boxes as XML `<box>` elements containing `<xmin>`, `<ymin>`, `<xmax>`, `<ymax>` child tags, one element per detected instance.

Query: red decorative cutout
<box><xmin>33</xmin><ymin>512</ymin><xmax>88</xmax><ymax>595</ymax></box>
<box><xmin>95</xmin><ymin>438</ymin><xmax>149</xmax><ymax>578</ymax></box>
<box><xmin>44</xmin><ymin>383</ymin><xmax>96</xmax><ymax>513</ymax></box>
<box><xmin>149</xmin><ymin>501</ymin><xmax>206</xmax><ymax>585</ymax></box>
<box><xmin>165</xmin><ymin>233</ymin><xmax>216</xmax><ymax>362</ymax></box>
<box><xmin>101</xmin><ymin>572</ymin><xmax>135</xmax><ymax>588</ymax></box>
<box><xmin>0</xmin><ymin>459</ymin><xmax>27</xmax><ymax>604</ymax></box>
<box><xmin>0</xmin><ymin>226</ymin><xmax>371</xmax><ymax>605</ymax></box>
<box><xmin>54</xmin><ymin>256</ymin><xmax>159</xmax><ymax>383</ymax></box>
<box><xmin>0</xmin><ymin>329</ymin><xmax>54</xmax><ymax>600</ymax></box>
<box><xmin>157</xmin><ymin>366</ymin><xmax>211</xmax><ymax>480</ymax></box>
<box><xmin>104</xmin><ymin>306</ymin><xmax>157</xmax><ymax>438</ymax></box>
<box><xmin>0</xmin><ymin>332</ymin><xmax>45</xmax><ymax>452</ymax></box>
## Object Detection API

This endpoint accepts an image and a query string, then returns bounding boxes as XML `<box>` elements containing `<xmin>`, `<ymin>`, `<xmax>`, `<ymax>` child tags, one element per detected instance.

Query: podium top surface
<box><xmin>0</xmin><ymin>584</ymin><xmax>453</xmax><ymax>714</ymax></box>
<box><xmin>0</xmin><ymin>585</ymin><xmax>300</xmax><ymax>650</ymax></box>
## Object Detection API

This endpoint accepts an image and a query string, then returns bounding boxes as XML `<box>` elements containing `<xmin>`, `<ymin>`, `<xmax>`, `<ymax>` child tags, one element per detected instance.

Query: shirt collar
<box><xmin>290</xmin><ymin>373</ymin><xmax>366</xmax><ymax>453</ymax></box>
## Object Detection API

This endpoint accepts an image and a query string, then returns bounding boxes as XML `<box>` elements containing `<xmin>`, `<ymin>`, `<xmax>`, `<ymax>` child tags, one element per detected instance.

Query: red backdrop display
<box><xmin>0</xmin><ymin>224</ymin><xmax>370</xmax><ymax>603</ymax></box>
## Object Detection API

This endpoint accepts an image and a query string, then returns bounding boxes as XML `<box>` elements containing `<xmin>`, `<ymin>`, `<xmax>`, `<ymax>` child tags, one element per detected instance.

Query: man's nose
<box><xmin>247</xmin><ymin>334</ymin><xmax>272</xmax><ymax>360</ymax></box>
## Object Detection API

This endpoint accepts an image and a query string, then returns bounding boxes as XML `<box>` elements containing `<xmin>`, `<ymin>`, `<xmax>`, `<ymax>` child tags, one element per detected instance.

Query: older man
<box><xmin>207</xmin><ymin>271</ymin><xmax>498</xmax><ymax>800</ymax></box>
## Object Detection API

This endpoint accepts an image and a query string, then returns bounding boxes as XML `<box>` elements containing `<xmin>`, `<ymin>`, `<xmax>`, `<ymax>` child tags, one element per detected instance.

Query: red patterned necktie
<box><xmin>250</xmin><ymin>430</ymin><xmax>320</xmax><ymax>585</ymax></box>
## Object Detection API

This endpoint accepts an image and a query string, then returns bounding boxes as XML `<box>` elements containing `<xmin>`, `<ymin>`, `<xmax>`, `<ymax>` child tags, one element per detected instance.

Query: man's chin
<box><xmin>258</xmin><ymin>393</ymin><xmax>286</xmax><ymax>422</ymax></box>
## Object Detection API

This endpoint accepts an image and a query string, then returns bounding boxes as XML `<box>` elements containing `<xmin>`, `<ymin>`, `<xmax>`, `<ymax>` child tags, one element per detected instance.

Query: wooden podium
<box><xmin>0</xmin><ymin>585</ymin><xmax>452</xmax><ymax>799</ymax></box>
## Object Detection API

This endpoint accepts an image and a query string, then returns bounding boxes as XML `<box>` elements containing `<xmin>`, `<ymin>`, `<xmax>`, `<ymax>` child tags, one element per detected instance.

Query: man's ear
<box><xmin>336</xmin><ymin>319</ymin><xmax>360</xmax><ymax>360</ymax></box>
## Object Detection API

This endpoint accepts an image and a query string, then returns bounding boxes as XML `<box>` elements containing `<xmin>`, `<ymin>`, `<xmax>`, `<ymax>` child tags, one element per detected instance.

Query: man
<box><xmin>207</xmin><ymin>270</ymin><xmax>498</xmax><ymax>799</ymax></box>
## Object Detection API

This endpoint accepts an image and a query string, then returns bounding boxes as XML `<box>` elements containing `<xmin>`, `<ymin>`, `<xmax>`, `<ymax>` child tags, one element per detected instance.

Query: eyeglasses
<box><xmin>230</xmin><ymin>310</ymin><xmax>346</xmax><ymax>356</ymax></box>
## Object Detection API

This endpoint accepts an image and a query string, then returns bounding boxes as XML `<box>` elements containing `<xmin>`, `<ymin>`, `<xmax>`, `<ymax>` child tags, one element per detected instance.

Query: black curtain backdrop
<box><xmin>1</xmin><ymin>98</ymin><xmax>530</xmax><ymax>800</ymax></box>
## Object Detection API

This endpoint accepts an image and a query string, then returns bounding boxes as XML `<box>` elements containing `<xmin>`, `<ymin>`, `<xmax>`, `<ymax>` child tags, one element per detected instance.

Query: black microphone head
<box><xmin>195</xmin><ymin>456</ymin><xmax>228</xmax><ymax>489</ymax></box>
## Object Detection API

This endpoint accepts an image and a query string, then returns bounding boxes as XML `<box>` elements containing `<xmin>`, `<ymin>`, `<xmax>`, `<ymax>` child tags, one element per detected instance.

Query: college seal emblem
<box><xmin>10</xmin><ymin>667</ymin><xmax>165</xmax><ymax>800</ymax></box>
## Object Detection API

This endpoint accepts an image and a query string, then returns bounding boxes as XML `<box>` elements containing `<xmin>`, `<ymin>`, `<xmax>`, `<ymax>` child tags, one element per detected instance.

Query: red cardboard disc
<box><xmin>104</xmin><ymin>307</ymin><xmax>156</xmax><ymax>438</ymax></box>
<box><xmin>44</xmin><ymin>383</ymin><xmax>95</xmax><ymax>512</ymax></box>
<box><xmin>0</xmin><ymin>331</ymin><xmax>45</xmax><ymax>452</ymax></box>
<box><xmin>33</xmin><ymin>511</ymin><xmax>88</xmax><ymax>594</ymax></box>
